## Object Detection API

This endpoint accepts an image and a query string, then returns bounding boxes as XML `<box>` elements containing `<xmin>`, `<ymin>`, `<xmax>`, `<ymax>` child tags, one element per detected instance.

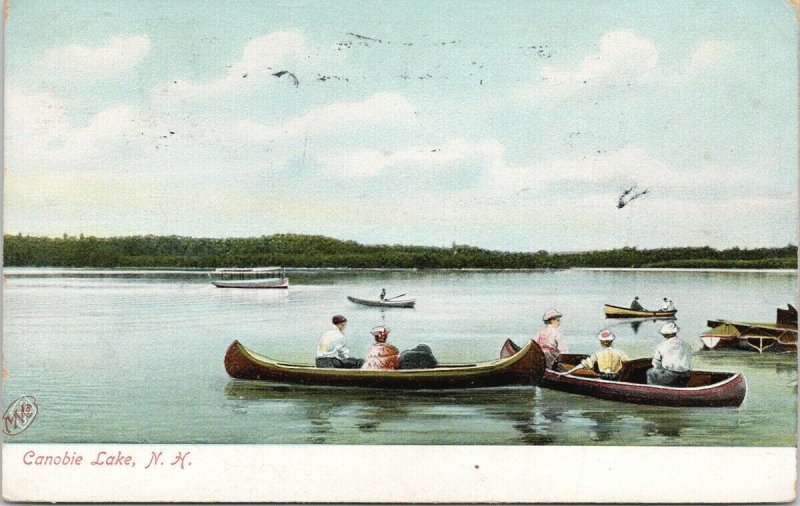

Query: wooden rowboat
<box><xmin>604</xmin><ymin>304</ymin><xmax>677</xmax><ymax>319</ymax></box>
<box><xmin>700</xmin><ymin>319</ymin><xmax>797</xmax><ymax>353</ymax></box>
<box><xmin>225</xmin><ymin>339</ymin><xmax>545</xmax><ymax>389</ymax></box>
<box><xmin>347</xmin><ymin>295</ymin><xmax>416</xmax><ymax>308</ymax></box>
<box><xmin>501</xmin><ymin>339</ymin><xmax>746</xmax><ymax>407</ymax></box>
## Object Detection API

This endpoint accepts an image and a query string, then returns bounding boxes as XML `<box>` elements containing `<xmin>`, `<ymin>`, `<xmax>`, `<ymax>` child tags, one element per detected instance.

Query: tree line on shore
<box><xmin>3</xmin><ymin>233</ymin><xmax>797</xmax><ymax>269</ymax></box>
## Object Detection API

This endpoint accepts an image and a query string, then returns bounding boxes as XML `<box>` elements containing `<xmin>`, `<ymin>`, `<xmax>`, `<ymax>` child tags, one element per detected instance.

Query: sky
<box><xmin>3</xmin><ymin>0</ymin><xmax>798</xmax><ymax>252</ymax></box>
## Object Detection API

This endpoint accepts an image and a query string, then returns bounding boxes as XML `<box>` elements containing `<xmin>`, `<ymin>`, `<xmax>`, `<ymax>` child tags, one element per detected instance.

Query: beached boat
<box><xmin>224</xmin><ymin>339</ymin><xmax>545</xmax><ymax>389</ymax></box>
<box><xmin>501</xmin><ymin>339</ymin><xmax>746</xmax><ymax>407</ymax></box>
<box><xmin>604</xmin><ymin>304</ymin><xmax>677</xmax><ymax>319</ymax></box>
<box><xmin>700</xmin><ymin>319</ymin><xmax>797</xmax><ymax>353</ymax></box>
<box><xmin>347</xmin><ymin>295</ymin><xmax>416</xmax><ymax>308</ymax></box>
<box><xmin>209</xmin><ymin>267</ymin><xmax>288</xmax><ymax>289</ymax></box>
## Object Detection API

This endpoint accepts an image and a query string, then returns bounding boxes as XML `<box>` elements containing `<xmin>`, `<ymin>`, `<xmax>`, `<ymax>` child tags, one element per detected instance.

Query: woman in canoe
<box><xmin>362</xmin><ymin>325</ymin><xmax>400</xmax><ymax>370</ymax></box>
<box><xmin>534</xmin><ymin>308</ymin><xmax>569</xmax><ymax>371</ymax></box>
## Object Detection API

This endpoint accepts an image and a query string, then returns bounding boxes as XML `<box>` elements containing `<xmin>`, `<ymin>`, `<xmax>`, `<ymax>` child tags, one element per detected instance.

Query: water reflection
<box><xmin>222</xmin><ymin>380</ymin><xmax>746</xmax><ymax>445</ymax></box>
<box><xmin>225</xmin><ymin>381</ymin><xmax>544</xmax><ymax>443</ymax></box>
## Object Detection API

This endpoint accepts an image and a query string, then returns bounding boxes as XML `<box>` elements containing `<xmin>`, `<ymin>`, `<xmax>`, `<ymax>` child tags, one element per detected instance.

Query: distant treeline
<box><xmin>3</xmin><ymin>233</ymin><xmax>797</xmax><ymax>269</ymax></box>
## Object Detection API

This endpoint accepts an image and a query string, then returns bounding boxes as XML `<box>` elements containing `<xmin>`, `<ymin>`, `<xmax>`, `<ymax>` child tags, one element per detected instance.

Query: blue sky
<box><xmin>4</xmin><ymin>0</ymin><xmax>797</xmax><ymax>251</ymax></box>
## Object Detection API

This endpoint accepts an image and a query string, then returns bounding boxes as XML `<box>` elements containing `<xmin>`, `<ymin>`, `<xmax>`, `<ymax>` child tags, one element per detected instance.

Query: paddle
<box><xmin>558</xmin><ymin>364</ymin><xmax>585</xmax><ymax>377</ymax></box>
<box><xmin>385</xmin><ymin>293</ymin><xmax>407</xmax><ymax>301</ymax></box>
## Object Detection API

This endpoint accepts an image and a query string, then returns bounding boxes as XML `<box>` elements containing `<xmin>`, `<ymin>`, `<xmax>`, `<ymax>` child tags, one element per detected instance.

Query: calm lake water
<box><xmin>2</xmin><ymin>268</ymin><xmax>796</xmax><ymax>446</ymax></box>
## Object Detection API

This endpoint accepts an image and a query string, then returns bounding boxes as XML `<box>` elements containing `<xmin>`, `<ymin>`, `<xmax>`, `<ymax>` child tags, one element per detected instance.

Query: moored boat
<box><xmin>209</xmin><ymin>267</ymin><xmax>289</xmax><ymax>289</ymax></box>
<box><xmin>224</xmin><ymin>339</ymin><xmax>545</xmax><ymax>389</ymax></box>
<box><xmin>501</xmin><ymin>339</ymin><xmax>746</xmax><ymax>407</ymax></box>
<box><xmin>700</xmin><ymin>319</ymin><xmax>797</xmax><ymax>353</ymax></box>
<box><xmin>347</xmin><ymin>295</ymin><xmax>416</xmax><ymax>308</ymax></box>
<box><xmin>604</xmin><ymin>304</ymin><xmax>677</xmax><ymax>319</ymax></box>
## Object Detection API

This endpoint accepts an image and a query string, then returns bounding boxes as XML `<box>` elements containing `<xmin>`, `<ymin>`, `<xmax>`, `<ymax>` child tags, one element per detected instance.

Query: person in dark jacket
<box><xmin>398</xmin><ymin>344</ymin><xmax>438</xmax><ymax>369</ymax></box>
<box><xmin>630</xmin><ymin>296</ymin><xmax>644</xmax><ymax>311</ymax></box>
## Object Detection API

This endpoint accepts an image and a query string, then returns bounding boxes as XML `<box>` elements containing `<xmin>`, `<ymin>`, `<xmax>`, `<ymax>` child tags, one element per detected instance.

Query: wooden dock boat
<box><xmin>225</xmin><ymin>339</ymin><xmax>545</xmax><ymax>389</ymax></box>
<box><xmin>209</xmin><ymin>267</ymin><xmax>288</xmax><ymax>289</ymax></box>
<box><xmin>347</xmin><ymin>295</ymin><xmax>416</xmax><ymax>308</ymax></box>
<box><xmin>604</xmin><ymin>304</ymin><xmax>677</xmax><ymax>319</ymax></box>
<box><xmin>501</xmin><ymin>339</ymin><xmax>746</xmax><ymax>407</ymax></box>
<box><xmin>700</xmin><ymin>319</ymin><xmax>797</xmax><ymax>353</ymax></box>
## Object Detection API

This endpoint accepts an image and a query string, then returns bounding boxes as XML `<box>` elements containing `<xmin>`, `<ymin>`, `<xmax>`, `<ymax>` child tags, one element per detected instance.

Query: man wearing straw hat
<box><xmin>646</xmin><ymin>322</ymin><xmax>692</xmax><ymax>387</ymax></box>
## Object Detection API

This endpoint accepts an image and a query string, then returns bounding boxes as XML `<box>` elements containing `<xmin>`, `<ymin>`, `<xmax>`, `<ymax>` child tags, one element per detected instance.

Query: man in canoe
<box><xmin>565</xmin><ymin>329</ymin><xmax>630</xmax><ymax>380</ymax></box>
<box><xmin>379</xmin><ymin>288</ymin><xmax>386</xmax><ymax>301</ymax></box>
<box><xmin>534</xmin><ymin>308</ymin><xmax>568</xmax><ymax>371</ymax></box>
<box><xmin>646</xmin><ymin>322</ymin><xmax>692</xmax><ymax>387</ymax></box>
<box><xmin>316</xmin><ymin>315</ymin><xmax>364</xmax><ymax>369</ymax></box>
<box><xmin>630</xmin><ymin>296</ymin><xmax>644</xmax><ymax>311</ymax></box>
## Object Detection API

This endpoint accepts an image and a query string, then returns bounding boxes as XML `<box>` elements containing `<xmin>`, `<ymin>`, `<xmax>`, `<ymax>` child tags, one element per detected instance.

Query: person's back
<box><xmin>361</xmin><ymin>326</ymin><xmax>399</xmax><ymax>370</ymax></box>
<box><xmin>647</xmin><ymin>322</ymin><xmax>692</xmax><ymax>386</ymax></box>
<box><xmin>398</xmin><ymin>344</ymin><xmax>438</xmax><ymax>369</ymax></box>
<box><xmin>316</xmin><ymin>315</ymin><xmax>364</xmax><ymax>369</ymax></box>
<box><xmin>630</xmin><ymin>297</ymin><xmax>644</xmax><ymax>311</ymax></box>
<box><xmin>580</xmin><ymin>330</ymin><xmax>629</xmax><ymax>380</ymax></box>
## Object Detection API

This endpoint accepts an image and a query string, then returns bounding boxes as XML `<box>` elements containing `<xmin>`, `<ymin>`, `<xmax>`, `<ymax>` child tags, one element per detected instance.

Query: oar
<box><xmin>385</xmin><ymin>293</ymin><xmax>407</xmax><ymax>301</ymax></box>
<box><xmin>558</xmin><ymin>364</ymin><xmax>585</xmax><ymax>377</ymax></box>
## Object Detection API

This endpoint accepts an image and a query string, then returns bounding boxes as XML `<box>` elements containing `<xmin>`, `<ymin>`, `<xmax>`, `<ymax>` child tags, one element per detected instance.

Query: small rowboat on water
<box><xmin>347</xmin><ymin>295</ymin><xmax>416</xmax><ymax>308</ymax></box>
<box><xmin>604</xmin><ymin>304</ymin><xmax>677</xmax><ymax>319</ymax></box>
<box><xmin>501</xmin><ymin>339</ymin><xmax>746</xmax><ymax>407</ymax></box>
<box><xmin>225</xmin><ymin>339</ymin><xmax>545</xmax><ymax>389</ymax></box>
<box><xmin>700</xmin><ymin>319</ymin><xmax>797</xmax><ymax>353</ymax></box>
<box><xmin>209</xmin><ymin>267</ymin><xmax>288</xmax><ymax>289</ymax></box>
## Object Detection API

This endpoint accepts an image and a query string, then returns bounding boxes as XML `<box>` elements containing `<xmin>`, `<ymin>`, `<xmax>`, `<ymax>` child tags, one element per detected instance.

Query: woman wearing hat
<box><xmin>361</xmin><ymin>325</ymin><xmax>400</xmax><ymax>370</ymax></box>
<box><xmin>574</xmin><ymin>329</ymin><xmax>630</xmax><ymax>381</ymax></box>
<box><xmin>534</xmin><ymin>309</ymin><xmax>569</xmax><ymax>371</ymax></box>
<box><xmin>647</xmin><ymin>322</ymin><xmax>692</xmax><ymax>386</ymax></box>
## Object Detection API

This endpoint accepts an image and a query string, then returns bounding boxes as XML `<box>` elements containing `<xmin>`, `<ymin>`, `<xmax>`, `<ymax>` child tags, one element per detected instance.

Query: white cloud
<box><xmin>514</xmin><ymin>30</ymin><xmax>659</xmax><ymax>102</ymax></box>
<box><xmin>319</xmin><ymin>138</ymin><xmax>504</xmax><ymax>178</ymax></box>
<box><xmin>684</xmin><ymin>40</ymin><xmax>732</xmax><ymax>75</ymax></box>
<box><xmin>42</xmin><ymin>36</ymin><xmax>151</xmax><ymax>77</ymax></box>
<box><xmin>233</xmin><ymin>92</ymin><xmax>417</xmax><ymax>142</ymax></box>
<box><xmin>152</xmin><ymin>31</ymin><xmax>310</xmax><ymax>102</ymax></box>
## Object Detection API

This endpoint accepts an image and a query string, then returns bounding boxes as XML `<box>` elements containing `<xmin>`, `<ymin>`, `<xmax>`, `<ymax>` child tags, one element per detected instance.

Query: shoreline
<box><xmin>3</xmin><ymin>266</ymin><xmax>796</xmax><ymax>278</ymax></box>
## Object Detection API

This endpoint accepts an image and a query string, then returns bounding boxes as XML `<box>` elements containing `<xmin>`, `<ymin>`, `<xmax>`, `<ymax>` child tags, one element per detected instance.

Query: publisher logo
<box><xmin>3</xmin><ymin>395</ymin><xmax>38</xmax><ymax>436</ymax></box>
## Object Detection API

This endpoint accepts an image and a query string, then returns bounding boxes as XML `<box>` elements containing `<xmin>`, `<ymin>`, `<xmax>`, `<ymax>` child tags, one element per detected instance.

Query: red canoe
<box><xmin>501</xmin><ymin>339</ymin><xmax>746</xmax><ymax>407</ymax></box>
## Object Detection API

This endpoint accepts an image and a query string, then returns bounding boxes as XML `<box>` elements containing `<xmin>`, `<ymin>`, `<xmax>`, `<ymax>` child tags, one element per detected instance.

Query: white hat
<box><xmin>542</xmin><ymin>308</ymin><xmax>562</xmax><ymax>322</ymax></box>
<box><xmin>597</xmin><ymin>329</ymin><xmax>615</xmax><ymax>341</ymax></box>
<box><xmin>659</xmin><ymin>322</ymin><xmax>679</xmax><ymax>336</ymax></box>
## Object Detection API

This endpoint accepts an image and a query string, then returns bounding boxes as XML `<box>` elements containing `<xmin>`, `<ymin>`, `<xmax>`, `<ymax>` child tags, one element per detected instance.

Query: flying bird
<box><xmin>617</xmin><ymin>185</ymin><xmax>650</xmax><ymax>209</ymax></box>
<box><xmin>272</xmin><ymin>70</ymin><xmax>299</xmax><ymax>87</ymax></box>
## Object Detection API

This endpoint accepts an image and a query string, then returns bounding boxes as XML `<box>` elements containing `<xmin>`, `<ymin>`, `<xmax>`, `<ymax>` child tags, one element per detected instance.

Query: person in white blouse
<box><xmin>660</xmin><ymin>297</ymin><xmax>676</xmax><ymax>311</ymax></box>
<box><xmin>315</xmin><ymin>315</ymin><xmax>364</xmax><ymax>368</ymax></box>
<box><xmin>646</xmin><ymin>322</ymin><xmax>692</xmax><ymax>387</ymax></box>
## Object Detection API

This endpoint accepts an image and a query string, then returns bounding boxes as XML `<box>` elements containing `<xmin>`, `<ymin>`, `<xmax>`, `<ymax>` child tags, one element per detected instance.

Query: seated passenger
<box><xmin>535</xmin><ymin>308</ymin><xmax>568</xmax><ymax>371</ymax></box>
<box><xmin>578</xmin><ymin>329</ymin><xmax>630</xmax><ymax>380</ymax></box>
<box><xmin>647</xmin><ymin>322</ymin><xmax>692</xmax><ymax>387</ymax></box>
<box><xmin>316</xmin><ymin>315</ymin><xmax>364</xmax><ymax>369</ymax></box>
<box><xmin>630</xmin><ymin>296</ymin><xmax>644</xmax><ymax>311</ymax></box>
<box><xmin>398</xmin><ymin>344</ymin><xmax>438</xmax><ymax>369</ymax></box>
<box><xmin>362</xmin><ymin>326</ymin><xmax>400</xmax><ymax>370</ymax></box>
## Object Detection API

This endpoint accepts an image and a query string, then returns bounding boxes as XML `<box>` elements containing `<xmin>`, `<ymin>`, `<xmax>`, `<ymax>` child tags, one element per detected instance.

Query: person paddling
<box><xmin>560</xmin><ymin>329</ymin><xmax>629</xmax><ymax>380</ymax></box>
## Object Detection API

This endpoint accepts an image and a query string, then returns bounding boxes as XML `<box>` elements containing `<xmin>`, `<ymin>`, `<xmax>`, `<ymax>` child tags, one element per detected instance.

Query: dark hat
<box><xmin>332</xmin><ymin>315</ymin><xmax>347</xmax><ymax>324</ymax></box>
<box><xmin>634</xmin><ymin>296</ymin><xmax>639</xmax><ymax>300</ymax></box>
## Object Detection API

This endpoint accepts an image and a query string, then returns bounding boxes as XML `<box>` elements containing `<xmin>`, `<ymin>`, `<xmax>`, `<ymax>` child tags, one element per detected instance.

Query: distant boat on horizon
<box><xmin>209</xmin><ymin>267</ymin><xmax>289</xmax><ymax>289</ymax></box>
